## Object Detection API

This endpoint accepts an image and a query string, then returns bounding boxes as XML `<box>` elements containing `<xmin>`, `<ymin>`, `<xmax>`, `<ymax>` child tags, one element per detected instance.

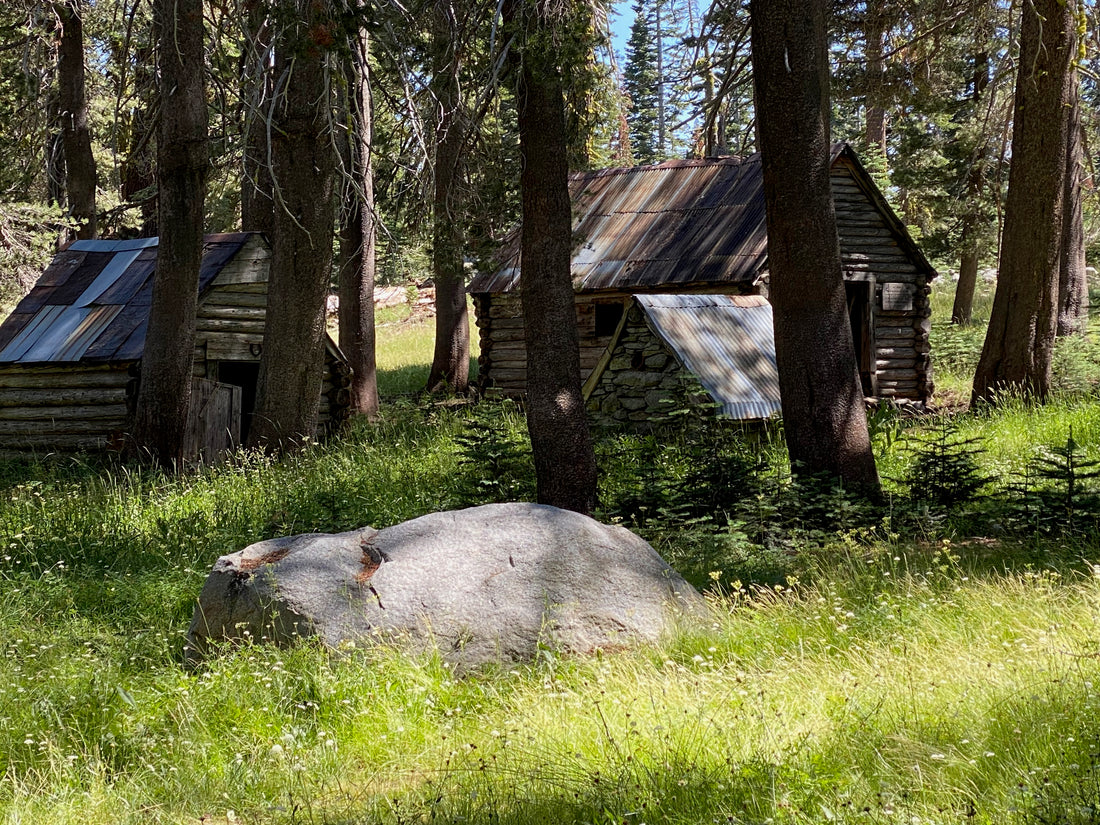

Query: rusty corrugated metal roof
<box><xmin>468</xmin><ymin>144</ymin><xmax>937</xmax><ymax>295</ymax></box>
<box><xmin>471</xmin><ymin>155</ymin><xmax>768</xmax><ymax>294</ymax></box>
<box><xmin>637</xmin><ymin>294</ymin><xmax>782</xmax><ymax>420</ymax></box>
<box><xmin>0</xmin><ymin>233</ymin><xmax>254</xmax><ymax>364</ymax></box>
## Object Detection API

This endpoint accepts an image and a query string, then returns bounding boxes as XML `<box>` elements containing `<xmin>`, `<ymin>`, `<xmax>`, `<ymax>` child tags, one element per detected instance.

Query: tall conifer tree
<box><xmin>622</xmin><ymin>1</ymin><xmax>659</xmax><ymax>164</ymax></box>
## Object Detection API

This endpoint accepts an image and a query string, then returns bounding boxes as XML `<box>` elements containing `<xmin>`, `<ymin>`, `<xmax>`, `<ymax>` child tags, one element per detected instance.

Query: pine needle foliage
<box><xmin>1009</xmin><ymin>429</ymin><xmax>1100</xmax><ymax>536</ymax></box>
<box><xmin>903</xmin><ymin>415</ymin><xmax>992</xmax><ymax>509</ymax></box>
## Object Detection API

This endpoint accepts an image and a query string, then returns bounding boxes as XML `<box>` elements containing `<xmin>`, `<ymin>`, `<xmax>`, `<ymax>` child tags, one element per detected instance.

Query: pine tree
<box><xmin>622</xmin><ymin>0</ymin><xmax>659</xmax><ymax>164</ymax></box>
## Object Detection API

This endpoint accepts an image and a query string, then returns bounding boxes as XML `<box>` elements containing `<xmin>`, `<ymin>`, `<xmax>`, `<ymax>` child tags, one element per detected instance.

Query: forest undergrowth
<box><xmin>1</xmin><ymin>281</ymin><xmax>1100</xmax><ymax>823</ymax></box>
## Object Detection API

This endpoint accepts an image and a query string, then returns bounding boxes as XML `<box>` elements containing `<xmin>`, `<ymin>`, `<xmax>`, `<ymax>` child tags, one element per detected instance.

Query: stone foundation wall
<box><xmin>585</xmin><ymin>308</ymin><xmax>705</xmax><ymax>430</ymax></box>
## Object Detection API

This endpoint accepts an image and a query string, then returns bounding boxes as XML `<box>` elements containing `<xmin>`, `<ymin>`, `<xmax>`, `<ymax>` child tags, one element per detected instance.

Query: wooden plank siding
<box><xmin>476</xmin><ymin>160</ymin><xmax>932</xmax><ymax>406</ymax></box>
<box><xmin>831</xmin><ymin>157</ymin><xmax>932</xmax><ymax>400</ymax></box>
<box><xmin>0</xmin><ymin>362</ymin><xmax>133</xmax><ymax>453</ymax></box>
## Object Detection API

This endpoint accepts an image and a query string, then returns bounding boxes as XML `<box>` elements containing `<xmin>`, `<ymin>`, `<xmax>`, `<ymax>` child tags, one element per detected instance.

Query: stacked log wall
<box><xmin>0</xmin><ymin>362</ymin><xmax>133</xmax><ymax>453</ymax></box>
<box><xmin>475</xmin><ymin>293</ymin><xmax>625</xmax><ymax>396</ymax></box>
<box><xmin>831</xmin><ymin>158</ymin><xmax>933</xmax><ymax>401</ymax></box>
<box><xmin>195</xmin><ymin>239</ymin><xmax>351</xmax><ymax>433</ymax></box>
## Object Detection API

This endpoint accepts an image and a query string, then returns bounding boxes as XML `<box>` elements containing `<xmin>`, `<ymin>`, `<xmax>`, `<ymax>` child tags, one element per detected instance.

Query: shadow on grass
<box><xmin>377</xmin><ymin>357</ymin><xmax>479</xmax><ymax>398</ymax></box>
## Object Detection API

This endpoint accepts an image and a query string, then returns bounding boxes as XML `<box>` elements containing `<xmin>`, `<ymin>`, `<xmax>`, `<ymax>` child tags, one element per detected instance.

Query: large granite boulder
<box><xmin>185</xmin><ymin>502</ymin><xmax>703</xmax><ymax>669</ymax></box>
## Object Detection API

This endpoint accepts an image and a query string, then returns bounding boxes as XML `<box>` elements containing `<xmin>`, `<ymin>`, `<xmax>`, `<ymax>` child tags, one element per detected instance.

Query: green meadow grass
<box><xmin>0</xmin><ymin>286</ymin><xmax>1099</xmax><ymax>823</ymax></box>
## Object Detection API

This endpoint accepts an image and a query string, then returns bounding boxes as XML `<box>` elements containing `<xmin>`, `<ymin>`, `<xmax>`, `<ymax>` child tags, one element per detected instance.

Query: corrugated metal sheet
<box><xmin>468</xmin><ymin>143</ymin><xmax>937</xmax><ymax>296</ymax></box>
<box><xmin>470</xmin><ymin>155</ymin><xmax>769</xmax><ymax>295</ymax></box>
<box><xmin>636</xmin><ymin>294</ymin><xmax>782</xmax><ymax>420</ymax></box>
<box><xmin>0</xmin><ymin>234</ymin><xmax>253</xmax><ymax>365</ymax></box>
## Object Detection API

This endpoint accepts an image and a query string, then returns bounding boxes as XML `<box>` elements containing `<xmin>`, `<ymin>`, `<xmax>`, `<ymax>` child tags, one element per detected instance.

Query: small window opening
<box><xmin>594</xmin><ymin>302</ymin><xmax>624</xmax><ymax>337</ymax></box>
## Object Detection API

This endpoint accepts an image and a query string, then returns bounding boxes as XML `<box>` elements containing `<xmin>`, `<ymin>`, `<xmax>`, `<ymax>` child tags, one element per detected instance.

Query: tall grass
<box><xmin>1</xmin><ymin>293</ymin><xmax>1099</xmax><ymax>823</ymax></box>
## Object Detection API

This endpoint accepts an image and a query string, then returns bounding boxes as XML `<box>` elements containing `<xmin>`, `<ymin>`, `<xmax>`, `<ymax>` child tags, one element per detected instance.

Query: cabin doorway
<box><xmin>216</xmin><ymin>361</ymin><xmax>260</xmax><ymax>445</ymax></box>
<box><xmin>845</xmin><ymin>281</ymin><xmax>874</xmax><ymax>396</ymax></box>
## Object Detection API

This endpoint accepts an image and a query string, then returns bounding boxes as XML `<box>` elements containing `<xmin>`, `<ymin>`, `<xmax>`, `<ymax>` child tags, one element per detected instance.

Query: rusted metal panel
<box><xmin>636</xmin><ymin>294</ymin><xmax>782</xmax><ymax>420</ymax></box>
<box><xmin>468</xmin><ymin>145</ymin><xmax>937</xmax><ymax>298</ymax></box>
<box><xmin>54</xmin><ymin>306</ymin><xmax>124</xmax><ymax>361</ymax></box>
<box><xmin>469</xmin><ymin>155</ymin><xmax>770</xmax><ymax>296</ymax></box>
<box><xmin>0</xmin><ymin>234</ymin><xmax>258</xmax><ymax>366</ymax></box>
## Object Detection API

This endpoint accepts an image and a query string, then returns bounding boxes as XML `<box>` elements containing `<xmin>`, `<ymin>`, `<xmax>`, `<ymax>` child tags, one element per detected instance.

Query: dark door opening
<box><xmin>215</xmin><ymin>361</ymin><xmax>260</xmax><ymax>445</ymax></box>
<box><xmin>845</xmin><ymin>281</ymin><xmax>874</xmax><ymax>396</ymax></box>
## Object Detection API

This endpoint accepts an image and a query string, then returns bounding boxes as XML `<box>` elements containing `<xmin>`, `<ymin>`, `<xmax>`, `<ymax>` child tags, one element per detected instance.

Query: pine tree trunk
<box><xmin>249</xmin><ymin>1</ymin><xmax>337</xmax><ymax>451</ymax></box>
<box><xmin>55</xmin><ymin>0</ymin><xmax>96</xmax><ymax>241</ymax></box>
<box><xmin>130</xmin><ymin>0</ymin><xmax>208</xmax><ymax>465</ymax></box>
<box><xmin>426</xmin><ymin>1</ymin><xmax>470</xmax><ymax>394</ymax></box>
<box><xmin>338</xmin><ymin>28</ymin><xmax>379</xmax><ymax>418</ymax></box>
<box><xmin>508</xmin><ymin>0</ymin><xmax>598</xmax><ymax>515</ymax></box>
<box><xmin>749</xmin><ymin>0</ymin><xmax>880</xmax><ymax>493</ymax></box>
<box><xmin>1057</xmin><ymin>89</ymin><xmax>1087</xmax><ymax>337</ymax></box>
<box><xmin>864</xmin><ymin>0</ymin><xmax>887</xmax><ymax>166</ymax></box>
<box><xmin>240</xmin><ymin>0</ymin><xmax>274</xmax><ymax>238</ymax></box>
<box><xmin>972</xmin><ymin>0</ymin><xmax>1076</xmax><ymax>403</ymax></box>
<box><xmin>952</xmin><ymin>243</ymin><xmax>979</xmax><ymax>325</ymax></box>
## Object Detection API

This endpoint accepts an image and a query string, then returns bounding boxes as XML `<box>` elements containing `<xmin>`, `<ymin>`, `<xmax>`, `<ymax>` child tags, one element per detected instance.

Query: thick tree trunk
<box><xmin>952</xmin><ymin>244</ymin><xmax>979</xmax><ymax>325</ymax></box>
<box><xmin>240</xmin><ymin>0</ymin><xmax>275</xmax><ymax>238</ymax></box>
<box><xmin>749</xmin><ymin>0</ymin><xmax>880</xmax><ymax>493</ymax></box>
<box><xmin>951</xmin><ymin>20</ymin><xmax>992</xmax><ymax>327</ymax></box>
<box><xmin>1057</xmin><ymin>90</ymin><xmax>1087</xmax><ymax>337</ymax></box>
<box><xmin>130</xmin><ymin>0</ymin><xmax>208</xmax><ymax>465</ymax></box>
<box><xmin>972</xmin><ymin>0</ymin><xmax>1076</xmax><ymax>404</ymax></box>
<box><xmin>426</xmin><ymin>1</ymin><xmax>470</xmax><ymax>394</ymax></box>
<box><xmin>55</xmin><ymin>0</ymin><xmax>96</xmax><ymax>240</ymax></box>
<box><xmin>863</xmin><ymin>0</ymin><xmax>887</xmax><ymax>167</ymax></box>
<box><xmin>248</xmin><ymin>1</ymin><xmax>338</xmax><ymax>452</ymax></box>
<box><xmin>509</xmin><ymin>0</ymin><xmax>598</xmax><ymax>515</ymax></box>
<box><xmin>338</xmin><ymin>29</ymin><xmax>379</xmax><ymax>418</ymax></box>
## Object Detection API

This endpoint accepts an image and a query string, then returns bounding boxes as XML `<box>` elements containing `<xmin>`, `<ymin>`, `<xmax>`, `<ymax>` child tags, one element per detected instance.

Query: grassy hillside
<box><xmin>0</xmin><ymin>281</ymin><xmax>1099</xmax><ymax>824</ymax></box>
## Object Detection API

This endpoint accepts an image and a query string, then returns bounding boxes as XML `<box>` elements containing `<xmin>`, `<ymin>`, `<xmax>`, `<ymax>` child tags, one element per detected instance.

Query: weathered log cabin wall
<box><xmin>475</xmin><ymin>292</ymin><xmax>629</xmax><ymax>396</ymax></box>
<box><xmin>192</xmin><ymin>235</ymin><xmax>351</xmax><ymax>436</ymax></box>
<box><xmin>831</xmin><ymin>157</ymin><xmax>933</xmax><ymax>401</ymax></box>
<box><xmin>0</xmin><ymin>362</ymin><xmax>133</xmax><ymax>454</ymax></box>
<box><xmin>0</xmin><ymin>234</ymin><xmax>351</xmax><ymax>456</ymax></box>
<box><xmin>476</xmin><ymin>161</ymin><xmax>933</xmax><ymax>405</ymax></box>
<box><xmin>475</xmin><ymin>286</ymin><xmax>750</xmax><ymax>397</ymax></box>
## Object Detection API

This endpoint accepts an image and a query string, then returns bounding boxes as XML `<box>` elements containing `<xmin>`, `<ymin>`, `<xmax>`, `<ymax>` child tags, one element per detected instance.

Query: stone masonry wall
<box><xmin>585</xmin><ymin>307</ymin><xmax>706</xmax><ymax>430</ymax></box>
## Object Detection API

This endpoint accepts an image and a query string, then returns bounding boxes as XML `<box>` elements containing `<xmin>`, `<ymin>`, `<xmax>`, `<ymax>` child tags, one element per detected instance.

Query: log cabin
<box><xmin>0</xmin><ymin>233</ymin><xmax>351</xmax><ymax>458</ymax></box>
<box><xmin>468</xmin><ymin>144</ymin><xmax>937</xmax><ymax>420</ymax></box>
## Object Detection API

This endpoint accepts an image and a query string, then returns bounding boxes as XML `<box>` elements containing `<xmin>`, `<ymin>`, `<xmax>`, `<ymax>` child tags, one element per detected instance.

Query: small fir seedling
<box><xmin>1012</xmin><ymin>429</ymin><xmax>1100</xmax><ymax>536</ymax></box>
<box><xmin>903</xmin><ymin>415</ymin><xmax>992</xmax><ymax>510</ymax></box>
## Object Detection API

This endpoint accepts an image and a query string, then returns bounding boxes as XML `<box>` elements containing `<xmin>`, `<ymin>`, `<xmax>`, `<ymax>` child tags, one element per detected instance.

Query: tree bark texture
<box><xmin>863</xmin><ymin>0</ymin><xmax>888</xmax><ymax>167</ymax></box>
<box><xmin>249</xmin><ymin>1</ymin><xmax>337</xmax><ymax>451</ymax></box>
<box><xmin>1057</xmin><ymin>87</ymin><xmax>1087</xmax><ymax>337</ymax></box>
<box><xmin>240</xmin><ymin>0</ymin><xmax>275</xmax><ymax>238</ymax></box>
<box><xmin>749</xmin><ymin>0</ymin><xmax>880</xmax><ymax>493</ymax></box>
<box><xmin>952</xmin><ymin>245</ymin><xmax>979</xmax><ymax>325</ymax></box>
<box><xmin>951</xmin><ymin>28</ymin><xmax>991</xmax><ymax>327</ymax></box>
<box><xmin>55</xmin><ymin>0</ymin><xmax>96</xmax><ymax>240</ymax></box>
<box><xmin>130</xmin><ymin>0</ymin><xmax>208</xmax><ymax>464</ymax></box>
<box><xmin>972</xmin><ymin>0</ymin><xmax>1076</xmax><ymax>404</ymax></box>
<box><xmin>338</xmin><ymin>28</ymin><xmax>379</xmax><ymax>418</ymax></box>
<box><xmin>510</xmin><ymin>0</ymin><xmax>598</xmax><ymax>515</ymax></box>
<box><xmin>426</xmin><ymin>1</ymin><xmax>470</xmax><ymax>394</ymax></box>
